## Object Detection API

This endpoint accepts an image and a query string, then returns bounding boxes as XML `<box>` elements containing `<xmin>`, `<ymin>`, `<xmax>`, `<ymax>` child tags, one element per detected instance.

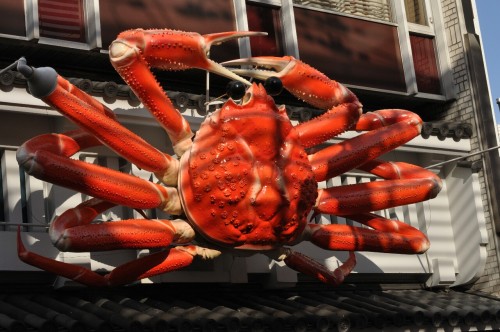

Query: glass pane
<box><xmin>38</xmin><ymin>0</ymin><xmax>86</xmax><ymax>42</ymax></box>
<box><xmin>0</xmin><ymin>2</ymin><xmax>26</xmax><ymax>36</ymax></box>
<box><xmin>405</xmin><ymin>0</ymin><xmax>427</xmax><ymax>25</ymax></box>
<box><xmin>99</xmin><ymin>0</ymin><xmax>238</xmax><ymax>95</ymax></box>
<box><xmin>292</xmin><ymin>0</ymin><xmax>393</xmax><ymax>22</ymax></box>
<box><xmin>294</xmin><ymin>7</ymin><xmax>406</xmax><ymax>92</ymax></box>
<box><xmin>410</xmin><ymin>34</ymin><xmax>441</xmax><ymax>94</ymax></box>
<box><xmin>99</xmin><ymin>0</ymin><xmax>238</xmax><ymax>61</ymax></box>
<box><xmin>246</xmin><ymin>3</ymin><xmax>284</xmax><ymax>56</ymax></box>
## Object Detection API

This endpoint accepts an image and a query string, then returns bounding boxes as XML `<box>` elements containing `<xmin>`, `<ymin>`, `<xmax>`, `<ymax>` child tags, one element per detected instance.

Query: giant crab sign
<box><xmin>15</xmin><ymin>29</ymin><xmax>442</xmax><ymax>286</ymax></box>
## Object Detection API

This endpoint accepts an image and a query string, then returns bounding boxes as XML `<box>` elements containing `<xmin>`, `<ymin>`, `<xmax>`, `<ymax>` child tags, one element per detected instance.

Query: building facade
<box><xmin>1</xmin><ymin>0</ymin><xmax>500</xmax><ymax>330</ymax></box>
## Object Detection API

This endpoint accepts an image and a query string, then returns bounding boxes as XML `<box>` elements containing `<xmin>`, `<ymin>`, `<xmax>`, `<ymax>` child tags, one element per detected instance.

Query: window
<box><xmin>246</xmin><ymin>2</ymin><xmax>285</xmax><ymax>56</ymax></box>
<box><xmin>38</xmin><ymin>0</ymin><xmax>86</xmax><ymax>43</ymax></box>
<box><xmin>294</xmin><ymin>6</ymin><xmax>406</xmax><ymax>91</ymax></box>
<box><xmin>404</xmin><ymin>0</ymin><xmax>427</xmax><ymax>26</ymax></box>
<box><xmin>99</xmin><ymin>0</ymin><xmax>238</xmax><ymax>62</ymax></box>
<box><xmin>410</xmin><ymin>34</ymin><xmax>441</xmax><ymax>94</ymax></box>
<box><xmin>0</xmin><ymin>2</ymin><xmax>27</xmax><ymax>37</ymax></box>
<box><xmin>99</xmin><ymin>0</ymin><xmax>240</xmax><ymax>66</ymax></box>
<box><xmin>402</xmin><ymin>0</ymin><xmax>449</xmax><ymax>96</ymax></box>
<box><xmin>0</xmin><ymin>149</ymin><xmax>30</xmax><ymax>231</ymax></box>
<box><xmin>289</xmin><ymin>0</ymin><xmax>453</xmax><ymax>100</ymax></box>
<box><xmin>234</xmin><ymin>0</ymin><xmax>298</xmax><ymax>61</ymax></box>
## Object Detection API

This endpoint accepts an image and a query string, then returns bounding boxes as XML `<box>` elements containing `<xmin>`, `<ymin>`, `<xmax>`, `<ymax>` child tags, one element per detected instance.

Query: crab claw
<box><xmin>108</xmin><ymin>29</ymin><xmax>269</xmax><ymax>156</ymax></box>
<box><xmin>223</xmin><ymin>56</ymin><xmax>358</xmax><ymax>110</ymax></box>
<box><xmin>200</xmin><ymin>31</ymin><xmax>268</xmax><ymax>85</ymax></box>
<box><xmin>111</xmin><ymin>29</ymin><xmax>267</xmax><ymax>86</ymax></box>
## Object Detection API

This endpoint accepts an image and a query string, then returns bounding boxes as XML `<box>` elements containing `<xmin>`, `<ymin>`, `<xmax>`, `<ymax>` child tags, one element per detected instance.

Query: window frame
<box><xmin>234</xmin><ymin>0</ymin><xmax>299</xmax><ymax>58</ymax></box>
<box><xmin>293</xmin><ymin>5</ymin><xmax>407</xmax><ymax>93</ymax></box>
<box><xmin>20</xmin><ymin>0</ymin><xmax>454</xmax><ymax>101</ymax></box>
<box><xmin>392</xmin><ymin>0</ymin><xmax>455</xmax><ymax>100</ymax></box>
<box><xmin>0</xmin><ymin>0</ymin><xmax>33</xmax><ymax>40</ymax></box>
<box><xmin>233</xmin><ymin>0</ymin><xmax>454</xmax><ymax>101</ymax></box>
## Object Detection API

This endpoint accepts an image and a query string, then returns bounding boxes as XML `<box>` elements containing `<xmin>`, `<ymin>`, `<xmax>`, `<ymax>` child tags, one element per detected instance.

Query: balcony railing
<box><xmin>1</xmin><ymin>145</ymin><xmax>424</xmax><ymax>235</ymax></box>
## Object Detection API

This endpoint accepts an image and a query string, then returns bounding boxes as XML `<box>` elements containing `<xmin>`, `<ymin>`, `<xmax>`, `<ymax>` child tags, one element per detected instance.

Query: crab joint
<box><xmin>177</xmin><ymin>245</ymin><xmax>222</xmax><ymax>260</ymax></box>
<box><xmin>159</xmin><ymin>187</ymin><xmax>183</xmax><ymax>215</ymax></box>
<box><xmin>168</xmin><ymin>219</ymin><xmax>196</xmax><ymax>244</ymax></box>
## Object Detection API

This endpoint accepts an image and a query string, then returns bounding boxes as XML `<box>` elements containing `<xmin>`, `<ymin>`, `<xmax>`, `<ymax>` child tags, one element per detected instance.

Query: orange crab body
<box><xmin>180</xmin><ymin>85</ymin><xmax>316</xmax><ymax>249</ymax></box>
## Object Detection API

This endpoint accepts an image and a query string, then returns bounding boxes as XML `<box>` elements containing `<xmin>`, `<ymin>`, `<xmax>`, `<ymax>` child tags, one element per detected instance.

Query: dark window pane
<box><xmin>246</xmin><ymin>2</ymin><xmax>284</xmax><ymax>56</ymax></box>
<box><xmin>99</xmin><ymin>0</ymin><xmax>238</xmax><ymax>62</ymax></box>
<box><xmin>38</xmin><ymin>0</ymin><xmax>86</xmax><ymax>42</ymax></box>
<box><xmin>294</xmin><ymin>7</ymin><xmax>406</xmax><ymax>92</ymax></box>
<box><xmin>410</xmin><ymin>34</ymin><xmax>441</xmax><ymax>94</ymax></box>
<box><xmin>0</xmin><ymin>2</ymin><xmax>26</xmax><ymax>36</ymax></box>
<box><xmin>99</xmin><ymin>0</ymin><xmax>238</xmax><ymax>93</ymax></box>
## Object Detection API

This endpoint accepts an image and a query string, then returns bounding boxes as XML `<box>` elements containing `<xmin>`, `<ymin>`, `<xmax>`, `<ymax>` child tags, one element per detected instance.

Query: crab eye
<box><xmin>264</xmin><ymin>76</ymin><xmax>283</xmax><ymax>96</ymax></box>
<box><xmin>226</xmin><ymin>81</ymin><xmax>246</xmax><ymax>100</ymax></box>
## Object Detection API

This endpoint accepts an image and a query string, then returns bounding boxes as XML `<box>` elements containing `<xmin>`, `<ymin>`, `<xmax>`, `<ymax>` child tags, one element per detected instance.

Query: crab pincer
<box><xmin>109</xmin><ymin>29</ymin><xmax>267</xmax><ymax>155</ymax></box>
<box><xmin>223</xmin><ymin>55</ymin><xmax>364</xmax><ymax>149</ymax></box>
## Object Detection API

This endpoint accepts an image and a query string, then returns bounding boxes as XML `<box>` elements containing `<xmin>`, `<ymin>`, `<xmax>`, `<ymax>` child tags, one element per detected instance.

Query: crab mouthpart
<box><xmin>242</xmin><ymin>89</ymin><xmax>253</xmax><ymax>105</ymax></box>
<box><xmin>222</xmin><ymin>56</ymin><xmax>295</xmax><ymax>81</ymax></box>
<box><xmin>240</xmin><ymin>83</ymin><xmax>271</xmax><ymax>107</ymax></box>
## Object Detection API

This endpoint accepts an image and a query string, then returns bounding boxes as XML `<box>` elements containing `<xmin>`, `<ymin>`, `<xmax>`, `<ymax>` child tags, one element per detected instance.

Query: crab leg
<box><xmin>288</xmin><ymin>211</ymin><xmax>429</xmax><ymax>286</ymax></box>
<box><xmin>16</xmin><ymin>61</ymin><xmax>180</xmax><ymax>185</ymax></box>
<box><xmin>309</xmin><ymin>109</ymin><xmax>424</xmax><ymax>182</ymax></box>
<box><xmin>314</xmin><ymin>159</ymin><xmax>442</xmax><ymax>215</ymax></box>
<box><xmin>298</xmin><ymin>160</ymin><xmax>438</xmax><ymax>286</ymax></box>
<box><xmin>17</xmin><ymin>198</ymin><xmax>214</xmax><ymax>287</ymax></box>
<box><xmin>288</xmin><ymin>206</ymin><xmax>430</xmax><ymax>286</ymax></box>
<box><xmin>282</xmin><ymin>249</ymin><xmax>356</xmax><ymax>286</ymax></box>
<box><xmin>109</xmin><ymin>29</ymin><xmax>265</xmax><ymax>156</ymax></box>
<box><xmin>46</xmin><ymin>198</ymin><xmax>194</xmax><ymax>252</ymax></box>
<box><xmin>17</xmin><ymin>130</ymin><xmax>181</xmax><ymax>214</ymax></box>
<box><xmin>288</xmin><ymin>160</ymin><xmax>438</xmax><ymax>286</ymax></box>
<box><xmin>284</xmin><ymin>209</ymin><xmax>431</xmax><ymax>287</ymax></box>
<box><xmin>307</xmin><ymin>212</ymin><xmax>430</xmax><ymax>255</ymax></box>
<box><xmin>18</xmin><ymin>238</ymin><xmax>198</xmax><ymax>287</ymax></box>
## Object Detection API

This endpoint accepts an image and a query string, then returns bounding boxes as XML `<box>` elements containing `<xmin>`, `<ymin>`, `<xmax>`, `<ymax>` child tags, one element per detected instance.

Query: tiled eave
<box><xmin>0</xmin><ymin>285</ymin><xmax>499</xmax><ymax>331</ymax></box>
<box><xmin>0</xmin><ymin>70</ymin><xmax>473</xmax><ymax>142</ymax></box>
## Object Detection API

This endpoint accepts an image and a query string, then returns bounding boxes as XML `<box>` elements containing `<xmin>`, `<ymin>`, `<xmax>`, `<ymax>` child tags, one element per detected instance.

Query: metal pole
<box><xmin>425</xmin><ymin>145</ymin><xmax>500</xmax><ymax>169</ymax></box>
<box><xmin>0</xmin><ymin>58</ymin><xmax>21</xmax><ymax>75</ymax></box>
